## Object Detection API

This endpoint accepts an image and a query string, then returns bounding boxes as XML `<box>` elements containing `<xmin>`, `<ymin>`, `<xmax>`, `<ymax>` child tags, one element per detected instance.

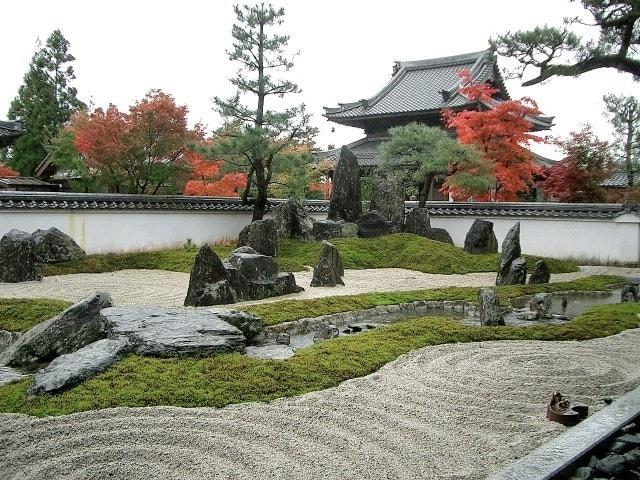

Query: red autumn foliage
<box><xmin>309</xmin><ymin>181</ymin><xmax>332</xmax><ymax>199</ymax></box>
<box><xmin>0</xmin><ymin>163</ymin><xmax>19</xmax><ymax>177</ymax></box>
<box><xmin>443</xmin><ymin>70</ymin><xmax>544</xmax><ymax>201</ymax></box>
<box><xmin>70</xmin><ymin>90</ymin><xmax>204</xmax><ymax>194</ymax></box>
<box><xmin>183</xmin><ymin>150</ymin><xmax>247</xmax><ymax>197</ymax></box>
<box><xmin>538</xmin><ymin>125</ymin><xmax>614</xmax><ymax>203</ymax></box>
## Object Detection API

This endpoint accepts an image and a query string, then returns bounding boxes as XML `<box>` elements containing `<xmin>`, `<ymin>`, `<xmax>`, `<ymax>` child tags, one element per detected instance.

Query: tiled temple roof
<box><xmin>323</xmin><ymin>49</ymin><xmax>553</xmax><ymax>130</ymax></box>
<box><xmin>1</xmin><ymin>192</ymin><xmax>638</xmax><ymax>219</ymax></box>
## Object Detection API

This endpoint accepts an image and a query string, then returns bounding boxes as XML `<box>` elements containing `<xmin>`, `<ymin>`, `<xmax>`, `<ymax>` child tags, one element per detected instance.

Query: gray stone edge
<box><xmin>488</xmin><ymin>386</ymin><xmax>640</xmax><ymax>480</ymax></box>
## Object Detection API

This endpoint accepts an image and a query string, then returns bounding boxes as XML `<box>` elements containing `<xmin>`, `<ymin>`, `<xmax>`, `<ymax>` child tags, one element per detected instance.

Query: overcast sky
<box><xmin>1</xmin><ymin>0</ymin><xmax>637</xmax><ymax>160</ymax></box>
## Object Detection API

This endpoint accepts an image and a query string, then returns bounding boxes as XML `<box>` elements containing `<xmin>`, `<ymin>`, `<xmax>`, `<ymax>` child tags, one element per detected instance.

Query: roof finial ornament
<box><xmin>392</xmin><ymin>61</ymin><xmax>401</xmax><ymax>76</ymax></box>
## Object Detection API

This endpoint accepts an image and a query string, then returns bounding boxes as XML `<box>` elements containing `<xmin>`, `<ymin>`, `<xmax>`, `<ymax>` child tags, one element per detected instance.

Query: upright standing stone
<box><xmin>463</xmin><ymin>219</ymin><xmax>498</xmax><ymax>254</ymax></box>
<box><xmin>496</xmin><ymin>222</ymin><xmax>521</xmax><ymax>286</ymax></box>
<box><xmin>530</xmin><ymin>293</ymin><xmax>552</xmax><ymax>319</ymax></box>
<box><xmin>328</xmin><ymin>146</ymin><xmax>362</xmax><ymax>222</ymax></box>
<box><xmin>238</xmin><ymin>218</ymin><xmax>278</xmax><ymax>256</ymax></box>
<box><xmin>528</xmin><ymin>259</ymin><xmax>551</xmax><ymax>284</ymax></box>
<box><xmin>272</xmin><ymin>198</ymin><xmax>314</xmax><ymax>240</ymax></box>
<box><xmin>0</xmin><ymin>229</ymin><xmax>42</xmax><ymax>283</ymax></box>
<box><xmin>184</xmin><ymin>245</ymin><xmax>235</xmax><ymax>307</ymax></box>
<box><xmin>507</xmin><ymin>257</ymin><xmax>527</xmax><ymax>285</ymax></box>
<box><xmin>310</xmin><ymin>241</ymin><xmax>344</xmax><ymax>287</ymax></box>
<box><xmin>369</xmin><ymin>170</ymin><xmax>404</xmax><ymax>231</ymax></box>
<box><xmin>478</xmin><ymin>288</ymin><xmax>505</xmax><ymax>326</ymax></box>
<box><xmin>31</xmin><ymin>227</ymin><xmax>86</xmax><ymax>263</ymax></box>
<box><xmin>404</xmin><ymin>208</ymin><xmax>431</xmax><ymax>236</ymax></box>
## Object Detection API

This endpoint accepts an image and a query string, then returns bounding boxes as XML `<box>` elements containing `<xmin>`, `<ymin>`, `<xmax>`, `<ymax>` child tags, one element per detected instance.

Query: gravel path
<box><xmin>1</xmin><ymin>265</ymin><xmax>638</xmax><ymax>307</ymax></box>
<box><xmin>1</xmin><ymin>329</ymin><xmax>639</xmax><ymax>480</ymax></box>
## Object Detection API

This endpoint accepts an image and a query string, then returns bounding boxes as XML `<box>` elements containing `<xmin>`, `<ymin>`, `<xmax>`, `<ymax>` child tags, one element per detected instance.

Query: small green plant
<box><xmin>183</xmin><ymin>238</ymin><xmax>197</xmax><ymax>251</ymax></box>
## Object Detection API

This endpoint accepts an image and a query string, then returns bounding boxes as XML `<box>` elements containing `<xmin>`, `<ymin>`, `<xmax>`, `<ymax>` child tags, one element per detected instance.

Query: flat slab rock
<box><xmin>27</xmin><ymin>338</ymin><xmax>129</xmax><ymax>396</ymax></box>
<box><xmin>101</xmin><ymin>306</ymin><xmax>247</xmax><ymax>357</ymax></box>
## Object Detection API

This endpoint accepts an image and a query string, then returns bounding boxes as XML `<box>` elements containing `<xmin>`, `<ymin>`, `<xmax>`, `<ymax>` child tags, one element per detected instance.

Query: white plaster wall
<box><xmin>0</xmin><ymin>210</ymin><xmax>327</xmax><ymax>254</ymax></box>
<box><xmin>431</xmin><ymin>216</ymin><xmax>640</xmax><ymax>264</ymax></box>
<box><xmin>1</xmin><ymin>208</ymin><xmax>637</xmax><ymax>263</ymax></box>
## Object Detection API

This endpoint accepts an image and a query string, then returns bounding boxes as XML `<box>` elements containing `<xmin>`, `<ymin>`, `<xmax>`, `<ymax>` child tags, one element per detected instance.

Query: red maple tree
<box><xmin>443</xmin><ymin>70</ymin><xmax>544</xmax><ymax>201</ymax></box>
<box><xmin>0</xmin><ymin>163</ymin><xmax>19</xmax><ymax>177</ymax></box>
<box><xmin>183</xmin><ymin>149</ymin><xmax>247</xmax><ymax>197</ymax></box>
<box><xmin>538</xmin><ymin>125</ymin><xmax>614</xmax><ymax>203</ymax></box>
<box><xmin>70</xmin><ymin>90</ymin><xmax>203</xmax><ymax>194</ymax></box>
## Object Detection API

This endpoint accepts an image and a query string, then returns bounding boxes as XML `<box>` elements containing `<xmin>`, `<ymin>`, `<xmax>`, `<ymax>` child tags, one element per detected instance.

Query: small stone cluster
<box><xmin>494</xmin><ymin>222</ymin><xmax>550</xmax><ymax>286</ymax></box>
<box><xmin>0</xmin><ymin>227</ymin><xmax>85</xmax><ymax>283</ymax></box>
<box><xmin>564</xmin><ymin>421</ymin><xmax>640</xmax><ymax>480</ymax></box>
<box><xmin>184</xmin><ymin>244</ymin><xmax>302</xmax><ymax>307</ymax></box>
<box><xmin>0</xmin><ymin>292</ymin><xmax>265</xmax><ymax>396</ymax></box>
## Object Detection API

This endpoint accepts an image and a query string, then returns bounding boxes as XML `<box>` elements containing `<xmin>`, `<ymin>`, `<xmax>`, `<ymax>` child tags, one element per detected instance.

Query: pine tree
<box><xmin>210</xmin><ymin>3</ymin><xmax>316</xmax><ymax>220</ymax></box>
<box><xmin>603</xmin><ymin>94</ymin><xmax>640</xmax><ymax>186</ymax></box>
<box><xmin>7</xmin><ymin>30</ymin><xmax>85</xmax><ymax>175</ymax></box>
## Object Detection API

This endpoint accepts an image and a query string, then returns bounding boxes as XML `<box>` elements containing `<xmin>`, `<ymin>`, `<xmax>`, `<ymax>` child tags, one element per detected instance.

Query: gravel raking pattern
<box><xmin>1</xmin><ymin>329</ymin><xmax>639</xmax><ymax>479</ymax></box>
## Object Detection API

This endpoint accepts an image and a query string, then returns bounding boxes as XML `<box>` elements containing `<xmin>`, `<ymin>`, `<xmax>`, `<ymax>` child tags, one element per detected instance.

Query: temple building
<box><xmin>0</xmin><ymin>120</ymin><xmax>23</xmax><ymax>148</ymax></box>
<box><xmin>318</xmin><ymin>49</ymin><xmax>554</xmax><ymax>200</ymax></box>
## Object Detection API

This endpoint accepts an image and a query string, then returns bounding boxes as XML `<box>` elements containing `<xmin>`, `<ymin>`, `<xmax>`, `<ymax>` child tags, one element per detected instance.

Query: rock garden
<box><xmin>1</xmin><ymin>148</ymin><xmax>639</xmax><ymax>480</ymax></box>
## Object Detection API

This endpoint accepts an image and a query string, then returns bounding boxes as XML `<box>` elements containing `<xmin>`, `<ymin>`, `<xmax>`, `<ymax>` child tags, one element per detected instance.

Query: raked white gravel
<box><xmin>1</xmin><ymin>265</ymin><xmax>638</xmax><ymax>307</ymax></box>
<box><xmin>1</xmin><ymin>329</ymin><xmax>639</xmax><ymax>479</ymax></box>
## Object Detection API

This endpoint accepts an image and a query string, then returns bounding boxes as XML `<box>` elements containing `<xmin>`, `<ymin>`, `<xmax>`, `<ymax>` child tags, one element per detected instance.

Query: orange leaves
<box><xmin>183</xmin><ymin>150</ymin><xmax>247</xmax><ymax>197</ymax></box>
<box><xmin>443</xmin><ymin>73</ymin><xmax>544</xmax><ymax>201</ymax></box>
<box><xmin>0</xmin><ymin>163</ymin><xmax>19</xmax><ymax>177</ymax></box>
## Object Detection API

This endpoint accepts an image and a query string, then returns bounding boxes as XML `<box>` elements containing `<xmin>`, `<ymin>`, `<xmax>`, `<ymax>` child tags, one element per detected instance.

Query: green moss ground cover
<box><xmin>0</xmin><ymin>299</ymin><xmax>73</xmax><ymax>332</ymax></box>
<box><xmin>0</xmin><ymin>275</ymin><xmax>633</xmax><ymax>417</ymax></box>
<box><xmin>42</xmin><ymin>233</ymin><xmax>578</xmax><ymax>277</ymax></box>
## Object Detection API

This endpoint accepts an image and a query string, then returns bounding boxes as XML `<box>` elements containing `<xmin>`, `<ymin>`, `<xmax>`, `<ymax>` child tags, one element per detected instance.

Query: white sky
<box><xmin>1</xmin><ymin>0</ymin><xmax>638</xmax><ymax>160</ymax></box>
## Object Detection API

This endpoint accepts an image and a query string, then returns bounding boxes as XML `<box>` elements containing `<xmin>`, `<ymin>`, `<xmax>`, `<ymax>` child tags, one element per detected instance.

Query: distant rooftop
<box><xmin>323</xmin><ymin>49</ymin><xmax>553</xmax><ymax>131</ymax></box>
<box><xmin>0</xmin><ymin>120</ymin><xmax>24</xmax><ymax>147</ymax></box>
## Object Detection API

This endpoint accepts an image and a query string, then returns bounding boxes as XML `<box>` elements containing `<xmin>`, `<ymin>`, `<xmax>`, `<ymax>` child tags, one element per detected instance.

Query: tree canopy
<box><xmin>7</xmin><ymin>30</ymin><xmax>85</xmax><ymax>175</ymax></box>
<box><xmin>603</xmin><ymin>93</ymin><xmax>640</xmax><ymax>185</ymax></box>
<box><xmin>379</xmin><ymin>123</ymin><xmax>494</xmax><ymax>205</ymax></box>
<box><xmin>443</xmin><ymin>70</ymin><xmax>544</xmax><ymax>201</ymax></box>
<box><xmin>538</xmin><ymin>125</ymin><xmax>614</xmax><ymax>202</ymax></box>
<box><xmin>491</xmin><ymin>0</ymin><xmax>640</xmax><ymax>85</ymax></box>
<box><xmin>209</xmin><ymin>3</ymin><xmax>316</xmax><ymax>220</ymax></box>
<box><xmin>69</xmin><ymin>90</ymin><xmax>203</xmax><ymax>194</ymax></box>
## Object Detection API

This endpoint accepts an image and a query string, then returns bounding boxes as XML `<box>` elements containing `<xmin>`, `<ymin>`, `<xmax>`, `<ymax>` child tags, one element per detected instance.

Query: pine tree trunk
<box><xmin>418</xmin><ymin>173</ymin><xmax>434</xmax><ymax>208</ymax></box>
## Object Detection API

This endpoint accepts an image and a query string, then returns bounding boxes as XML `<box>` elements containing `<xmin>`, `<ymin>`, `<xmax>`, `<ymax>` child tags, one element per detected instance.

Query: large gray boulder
<box><xmin>0</xmin><ymin>229</ymin><xmax>42</xmax><ymax>283</ymax></box>
<box><xmin>463</xmin><ymin>219</ymin><xmax>498</xmax><ymax>254</ymax></box>
<box><xmin>496</xmin><ymin>222</ymin><xmax>522</xmax><ymax>286</ymax></box>
<box><xmin>273</xmin><ymin>198</ymin><xmax>314</xmax><ymax>240</ymax></box>
<box><xmin>357</xmin><ymin>211</ymin><xmax>392</xmax><ymax>238</ymax></box>
<box><xmin>238</xmin><ymin>218</ymin><xmax>278</xmax><ymax>256</ymax></box>
<box><xmin>102</xmin><ymin>306</ymin><xmax>247</xmax><ymax>357</ymax></box>
<box><xmin>310</xmin><ymin>242</ymin><xmax>344</xmax><ymax>287</ymax></box>
<box><xmin>31</xmin><ymin>227</ymin><xmax>86</xmax><ymax>263</ymax></box>
<box><xmin>403</xmin><ymin>208</ymin><xmax>431</xmax><ymax>236</ymax></box>
<box><xmin>420</xmin><ymin>227</ymin><xmax>454</xmax><ymax>245</ymax></box>
<box><xmin>369</xmin><ymin>170</ymin><xmax>404</xmax><ymax>231</ymax></box>
<box><xmin>312</xmin><ymin>219</ymin><xmax>357</xmax><ymax>241</ymax></box>
<box><xmin>0</xmin><ymin>292</ymin><xmax>113</xmax><ymax>369</ymax></box>
<box><xmin>528</xmin><ymin>259</ymin><xmax>551</xmax><ymax>284</ymax></box>
<box><xmin>27</xmin><ymin>338</ymin><xmax>129</xmax><ymax>396</ymax></box>
<box><xmin>506</xmin><ymin>257</ymin><xmax>527</xmax><ymax>285</ymax></box>
<box><xmin>226</xmin><ymin>247</ymin><xmax>279</xmax><ymax>282</ymax></box>
<box><xmin>328</xmin><ymin>146</ymin><xmax>362</xmax><ymax>222</ymax></box>
<box><xmin>478</xmin><ymin>288</ymin><xmax>505</xmax><ymax>326</ymax></box>
<box><xmin>184</xmin><ymin>245</ymin><xmax>235</xmax><ymax>307</ymax></box>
